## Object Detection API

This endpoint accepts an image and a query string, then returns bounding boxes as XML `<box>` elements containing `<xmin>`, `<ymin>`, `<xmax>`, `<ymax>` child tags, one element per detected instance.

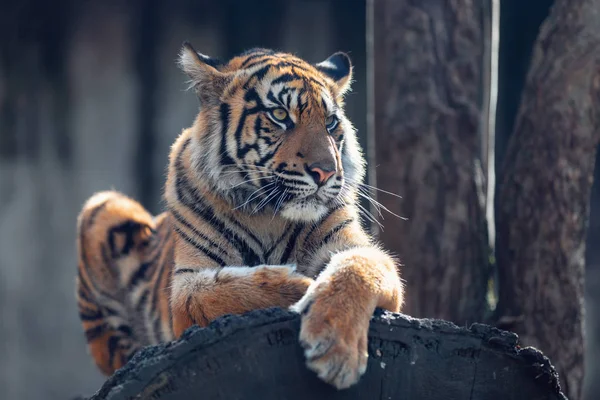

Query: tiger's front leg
<box><xmin>291</xmin><ymin>246</ymin><xmax>403</xmax><ymax>389</ymax></box>
<box><xmin>171</xmin><ymin>264</ymin><xmax>313</xmax><ymax>337</ymax></box>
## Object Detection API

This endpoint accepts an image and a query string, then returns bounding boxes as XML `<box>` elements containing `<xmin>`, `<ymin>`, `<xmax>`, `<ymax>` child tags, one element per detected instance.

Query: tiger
<box><xmin>76</xmin><ymin>42</ymin><xmax>404</xmax><ymax>390</ymax></box>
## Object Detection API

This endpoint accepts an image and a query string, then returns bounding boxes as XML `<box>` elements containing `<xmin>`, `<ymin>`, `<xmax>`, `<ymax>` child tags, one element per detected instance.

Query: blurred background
<box><xmin>0</xmin><ymin>0</ymin><xmax>598</xmax><ymax>399</ymax></box>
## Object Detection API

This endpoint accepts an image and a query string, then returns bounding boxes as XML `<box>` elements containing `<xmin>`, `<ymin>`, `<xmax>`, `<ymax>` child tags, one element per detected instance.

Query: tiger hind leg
<box><xmin>76</xmin><ymin>190</ymin><xmax>157</xmax><ymax>375</ymax></box>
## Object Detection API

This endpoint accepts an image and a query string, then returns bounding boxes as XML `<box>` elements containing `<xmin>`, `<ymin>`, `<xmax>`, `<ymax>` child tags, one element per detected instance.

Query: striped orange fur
<box><xmin>76</xmin><ymin>43</ymin><xmax>404</xmax><ymax>389</ymax></box>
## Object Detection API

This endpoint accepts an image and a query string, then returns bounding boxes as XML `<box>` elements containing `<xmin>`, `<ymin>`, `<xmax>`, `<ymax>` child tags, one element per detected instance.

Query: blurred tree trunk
<box><xmin>369</xmin><ymin>0</ymin><xmax>489</xmax><ymax>325</ymax></box>
<box><xmin>494</xmin><ymin>0</ymin><xmax>553</xmax><ymax>187</ymax></box>
<box><xmin>495</xmin><ymin>0</ymin><xmax>600</xmax><ymax>399</ymax></box>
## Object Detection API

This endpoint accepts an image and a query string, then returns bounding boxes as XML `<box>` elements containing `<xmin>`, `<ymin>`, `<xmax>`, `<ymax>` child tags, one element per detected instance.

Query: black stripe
<box><xmin>298</xmin><ymin>87</ymin><xmax>309</xmax><ymax>116</ymax></box>
<box><xmin>241</xmin><ymin>60</ymin><xmax>327</xmax><ymax>91</ymax></box>
<box><xmin>86</xmin><ymin>199</ymin><xmax>109</xmax><ymax>228</ymax></box>
<box><xmin>236</xmin><ymin>90</ymin><xmax>268</xmax><ymax>159</ymax></box>
<box><xmin>302</xmin><ymin>203</ymin><xmax>346</xmax><ymax>247</ymax></box>
<box><xmin>280</xmin><ymin>224</ymin><xmax>305</xmax><ymax>264</ymax></box>
<box><xmin>102</xmin><ymin>305</ymin><xmax>119</xmax><ymax>317</ymax></box>
<box><xmin>85</xmin><ymin>324</ymin><xmax>108</xmax><ymax>342</ymax></box>
<box><xmin>257</xmin><ymin>140</ymin><xmax>282</xmax><ymax>166</ymax></box>
<box><xmin>107</xmin><ymin>221</ymin><xmax>145</xmax><ymax>258</ymax></box>
<box><xmin>264</xmin><ymin>226</ymin><xmax>292</xmax><ymax>261</ymax></box>
<box><xmin>321</xmin><ymin>218</ymin><xmax>354</xmax><ymax>245</ymax></box>
<box><xmin>174</xmin><ymin>226</ymin><xmax>227</xmax><ymax>266</ymax></box>
<box><xmin>175</xmin><ymin>268</ymin><xmax>196</xmax><ymax>275</ymax></box>
<box><xmin>219</xmin><ymin>105</ymin><xmax>237</xmax><ymax>168</ymax></box>
<box><xmin>127</xmin><ymin>257</ymin><xmax>157</xmax><ymax>288</ymax></box>
<box><xmin>279</xmin><ymin>170</ymin><xmax>304</xmax><ymax>177</ymax></box>
<box><xmin>79</xmin><ymin>308</ymin><xmax>104</xmax><ymax>322</ymax></box>
<box><xmin>171</xmin><ymin>209</ymin><xmax>224</xmax><ymax>251</ymax></box>
<box><xmin>117</xmin><ymin>325</ymin><xmax>133</xmax><ymax>337</ymax></box>
<box><xmin>135</xmin><ymin>289</ymin><xmax>150</xmax><ymax>314</ymax></box>
<box><xmin>278</xmin><ymin>87</ymin><xmax>291</xmax><ymax>107</ymax></box>
<box><xmin>107</xmin><ymin>335</ymin><xmax>120</xmax><ymax>369</ymax></box>
<box><xmin>266</xmin><ymin>90</ymin><xmax>282</xmax><ymax>109</ymax></box>
<box><xmin>240</xmin><ymin>50</ymin><xmax>275</xmax><ymax>67</ymax></box>
<box><xmin>243</xmin><ymin>64</ymin><xmax>272</xmax><ymax>87</ymax></box>
<box><xmin>271</xmin><ymin>73</ymin><xmax>301</xmax><ymax>85</ymax></box>
<box><xmin>174</xmin><ymin>166</ymin><xmax>263</xmax><ymax>264</ymax></box>
<box><xmin>280</xmin><ymin>177</ymin><xmax>311</xmax><ymax>186</ymax></box>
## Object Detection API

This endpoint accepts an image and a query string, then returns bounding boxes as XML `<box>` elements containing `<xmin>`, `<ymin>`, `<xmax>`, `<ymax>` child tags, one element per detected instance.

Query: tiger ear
<box><xmin>315</xmin><ymin>52</ymin><xmax>353</xmax><ymax>96</ymax></box>
<box><xmin>178</xmin><ymin>42</ymin><xmax>227</xmax><ymax>105</ymax></box>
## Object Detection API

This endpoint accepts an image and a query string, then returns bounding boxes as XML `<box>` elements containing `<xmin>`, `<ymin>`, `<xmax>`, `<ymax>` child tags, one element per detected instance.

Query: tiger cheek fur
<box><xmin>75</xmin><ymin>43</ymin><xmax>404</xmax><ymax>391</ymax></box>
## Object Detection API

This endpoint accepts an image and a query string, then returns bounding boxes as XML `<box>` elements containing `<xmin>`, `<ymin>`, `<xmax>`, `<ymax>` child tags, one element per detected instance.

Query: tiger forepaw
<box><xmin>290</xmin><ymin>284</ymin><xmax>371</xmax><ymax>390</ymax></box>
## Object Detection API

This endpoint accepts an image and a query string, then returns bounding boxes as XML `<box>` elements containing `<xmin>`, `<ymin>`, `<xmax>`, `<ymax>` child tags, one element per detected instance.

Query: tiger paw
<box><xmin>290</xmin><ymin>283</ymin><xmax>372</xmax><ymax>390</ymax></box>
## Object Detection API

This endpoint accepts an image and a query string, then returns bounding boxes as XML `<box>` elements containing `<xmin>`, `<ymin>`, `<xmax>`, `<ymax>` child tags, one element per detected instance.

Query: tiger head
<box><xmin>179</xmin><ymin>43</ymin><xmax>365</xmax><ymax>222</ymax></box>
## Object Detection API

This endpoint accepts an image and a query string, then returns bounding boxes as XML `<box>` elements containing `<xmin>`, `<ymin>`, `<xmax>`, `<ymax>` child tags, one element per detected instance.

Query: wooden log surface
<box><xmin>79</xmin><ymin>308</ymin><xmax>566</xmax><ymax>400</ymax></box>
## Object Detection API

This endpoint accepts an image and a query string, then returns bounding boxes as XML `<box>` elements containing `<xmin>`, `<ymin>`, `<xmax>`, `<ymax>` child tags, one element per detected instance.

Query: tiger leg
<box><xmin>170</xmin><ymin>265</ymin><xmax>313</xmax><ymax>337</ymax></box>
<box><xmin>76</xmin><ymin>191</ymin><xmax>157</xmax><ymax>375</ymax></box>
<box><xmin>291</xmin><ymin>246</ymin><xmax>403</xmax><ymax>390</ymax></box>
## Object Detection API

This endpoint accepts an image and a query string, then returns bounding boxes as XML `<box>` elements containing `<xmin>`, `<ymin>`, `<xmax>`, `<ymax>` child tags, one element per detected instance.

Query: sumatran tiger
<box><xmin>76</xmin><ymin>42</ymin><xmax>404</xmax><ymax>390</ymax></box>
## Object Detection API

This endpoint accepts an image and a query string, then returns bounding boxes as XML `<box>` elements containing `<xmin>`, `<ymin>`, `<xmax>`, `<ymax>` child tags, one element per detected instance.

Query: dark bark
<box><xmin>494</xmin><ymin>0</ymin><xmax>553</xmax><ymax>187</ymax></box>
<box><xmin>79</xmin><ymin>308</ymin><xmax>566</xmax><ymax>400</ymax></box>
<box><xmin>495</xmin><ymin>1</ymin><xmax>600</xmax><ymax>399</ymax></box>
<box><xmin>370</xmin><ymin>0</ymin><xmax>489</xmax><ymax>324</ymax></box>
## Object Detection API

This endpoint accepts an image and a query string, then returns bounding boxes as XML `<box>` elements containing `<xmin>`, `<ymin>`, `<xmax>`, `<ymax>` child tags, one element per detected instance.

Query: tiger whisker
<box><xmin>357</xmin><ymin>191</ymin><xmax>385</xmax><ymax>218</ymax></box>
<box><xmin>345</xmin><ymin>177</ymin><xmax>403</xmax><ymax>200</ymax></box>
<box><xmin>272</xmin><ymin>189</ymin><xmax>289</xmax><ymax>220</ymax></box>
<box><xmin>230</xmin><ymin>176</ymin><xmax>274</xmax><ymax>188</ymax></box>
<box><xmin>356</xmin><ymin>191</ymin><xmax>383</xmax><ymax>218</ymax></box>
<box><xmin>232</xmin><ymin>182</ymin><xmax>276</xmax><ymax>210</ymax></box>
<box><xmin>252</xmin><ymin>187</ymin><xmax>280</xmax><ymax>214</ymax></box>
<box><xmin>220</xmin><ymin>163</ymin><xmax>272</xmax><ymax>172</ymax></box>
<box><xmin>355</xmin><ymin>187</ymin><xmax>406</xmax><ymax>221</ymax></box>
<box><xmin>220</xmin><ymin>169</ymin><xmax>273</xmax><ymax>177</ymax></box>
<box><xmin>356</xmin><ymin>202</ymin><xmax>384</xmax><ymax>229</ymax></box>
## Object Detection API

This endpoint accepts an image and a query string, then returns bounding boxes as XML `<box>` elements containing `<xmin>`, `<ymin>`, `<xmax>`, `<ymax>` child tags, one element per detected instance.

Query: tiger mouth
<box><xmin>286</xmin><ymin>191</ymin><xmax>338</xmax><ymax>209</ymax></box>
<box><xmin>230</xmin><ymin>175</ymin><xmax>339</xmax><ymax>213</ymax></box>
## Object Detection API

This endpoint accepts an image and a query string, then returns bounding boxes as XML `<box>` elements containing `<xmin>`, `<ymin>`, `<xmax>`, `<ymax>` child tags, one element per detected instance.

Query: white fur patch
<box><xmin>280</xmin><ymin>201</ymin><xmax>328</xmax><ymax>222</ymax></box>
<box><xmin>316</xmin><ymin>59</ymin><xmax>337</xmax><ymax>70</ymax></box>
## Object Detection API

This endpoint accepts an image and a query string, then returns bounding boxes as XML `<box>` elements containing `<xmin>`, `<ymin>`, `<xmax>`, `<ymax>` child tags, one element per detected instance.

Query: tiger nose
<box><xmin>307</xmin><ymin>162</ymin><xmax>336</xmax><ymax>185</ymax></box>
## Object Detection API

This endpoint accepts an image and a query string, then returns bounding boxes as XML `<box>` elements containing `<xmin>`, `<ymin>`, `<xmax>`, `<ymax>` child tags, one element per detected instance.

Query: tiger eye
<box><xmin>325</xmin><ymin>115</ymin><xmax>338</xmax><ymax>131</ymax></box>
<box><xmin>271</xmin><ymin>108</ymin><xmax>288</xmax><ymax>121</ymax></box>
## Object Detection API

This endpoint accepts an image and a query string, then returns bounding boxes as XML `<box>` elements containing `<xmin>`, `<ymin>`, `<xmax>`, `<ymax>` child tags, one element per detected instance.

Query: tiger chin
<box><xmin>75</xmin><ymin>42</ymin><xmax>404</xmax><ymax>390</ymax></box>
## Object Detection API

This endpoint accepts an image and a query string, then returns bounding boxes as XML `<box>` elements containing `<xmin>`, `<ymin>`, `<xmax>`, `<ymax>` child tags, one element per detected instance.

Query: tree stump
<box><xmin>80</xmin><ymin>308</ymin><xmax>566</xmax><ymax>400</ymax></box>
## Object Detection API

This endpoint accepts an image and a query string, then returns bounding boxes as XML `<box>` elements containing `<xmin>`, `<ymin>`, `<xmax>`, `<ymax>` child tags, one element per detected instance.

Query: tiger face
<box><xmin>179</xmin><ymin>44</ymin><xmax>365</xmax><ymax>222</ymax></box>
